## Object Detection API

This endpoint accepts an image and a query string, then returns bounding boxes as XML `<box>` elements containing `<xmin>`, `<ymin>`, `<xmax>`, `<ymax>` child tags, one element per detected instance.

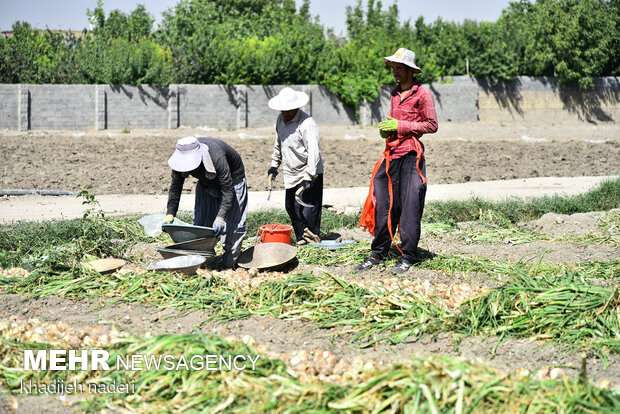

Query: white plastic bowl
<box><xmin>144</xmin><ymin>255</ymin><xmax>206</xmax><ymax>275</ymax></box>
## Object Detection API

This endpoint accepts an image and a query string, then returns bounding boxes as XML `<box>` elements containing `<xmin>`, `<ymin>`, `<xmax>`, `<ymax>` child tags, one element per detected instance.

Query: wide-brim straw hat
<box><xmin>168</xmin><ymin>136</ymin><xmax>216</xmax><ymax>173</ymax></box>
<box><xmin>237</xmin><ymin>242</ymin><xmax>297</xmax><ymax>269</ymax></box>
<box><xmin>268</xmin><ymin>87</ymin><xmax>309</xmax><ymax>111</ymax></box>
<box><xmin>83</xmin><ymin>258</ymin><xmax>126</xmax><ymax>274</ymax></box>
<box><xmin>384</xmin><ymin>48</ymin><xmax>423</xmax><ymax>73</ymax></box>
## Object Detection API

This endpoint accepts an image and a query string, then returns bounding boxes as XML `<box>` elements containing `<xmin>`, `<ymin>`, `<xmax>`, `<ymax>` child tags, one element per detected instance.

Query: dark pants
<box><xmin>285</xmin><ymin>174</ymin><xmax>323</xmax><ymax>241</ymax></box>
<box><xmin>193</xmin><ymin>179</ymin><xmax>248</xmax><ymax>266</ymax></box>
<box><xmin>371</xmin><ymin>152</ymin><xmax>426</xmax><ymax>263</ymax></box>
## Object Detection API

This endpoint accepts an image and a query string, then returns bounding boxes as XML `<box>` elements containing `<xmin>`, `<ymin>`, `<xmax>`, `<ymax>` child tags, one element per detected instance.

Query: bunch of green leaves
<box><xmin>2</xmin><ymin>332</ymin><xmax>618</xmax><ymax>413</ymax></box>
<box><xmin>424</xmin><ymin>178</ymin><xmax>620</xmax><ymax>225</ymax></box>
<box><xmin>453</xmin><ymin>270</ymin><xmax>620</xmax><ymax>360</ymax></box>
<box><xmin>3</xmin><ymin>253</ymin><xmax>617</xmax><ymax>355</ymax></box>
<box><xmin>0</xmin><ymin>191</ymin><xmax>156</xmax><ymax>271</ymax></box>
<box><xmin>0</xmin><ymin>22</ymin><xmax>82</xmax><ymax>84</ymax></box>
<box><xmin>75</xmin><ymin>36</ymin><xmax>173</xmax><ymax>86</ymax></box>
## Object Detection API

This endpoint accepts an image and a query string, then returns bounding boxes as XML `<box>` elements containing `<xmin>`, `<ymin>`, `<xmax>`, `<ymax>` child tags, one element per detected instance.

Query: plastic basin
<box><xmin>258</xmin><ymin>224</ymin><xmax>293</xmax><ymax>244</ymax></box>
<box><xmin>144</xmin><ymin>255</ymin><xmax>206</xmax><ymax>275</ymax></box>
<box><xmin>307</xmin><ymin>240</ymin><xmax>357</xmax><ymax>251</ymax></box>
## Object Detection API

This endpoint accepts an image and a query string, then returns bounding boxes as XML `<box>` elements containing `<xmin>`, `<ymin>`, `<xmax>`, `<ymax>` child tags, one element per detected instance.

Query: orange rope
<box><xmin>359</xmin><ymin>154</ymin><xmax>384</xmax><ymax>235</ymax></box>
<box><xmin>384</xmin><ymin>151</ymin><xmax>404</xmax><ymax>256</ymax></box>
<box><xmin>359</xmin><ymin>134</ymin><xmax>426</xmax><ymax>256</ymax></box>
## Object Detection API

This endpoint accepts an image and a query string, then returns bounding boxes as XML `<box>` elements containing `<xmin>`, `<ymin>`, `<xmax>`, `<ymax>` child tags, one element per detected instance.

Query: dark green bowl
<box><xmin>162</xmin><ymin>223</ymin><xmax>217</xmax><ymax>243</ymax></box>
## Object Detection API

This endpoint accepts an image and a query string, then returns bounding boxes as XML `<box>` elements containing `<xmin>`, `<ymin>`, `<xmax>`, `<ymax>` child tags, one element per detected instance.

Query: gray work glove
<box><xmin>212</xmin><ymin>216</ymin><xmax>226</xmax><ymax>236</ymax></box>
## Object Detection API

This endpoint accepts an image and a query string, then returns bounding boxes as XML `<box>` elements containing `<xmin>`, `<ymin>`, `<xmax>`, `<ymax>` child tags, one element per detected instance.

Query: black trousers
<box><xmin>285</xmin><ymin>174</ymin><xmax>323</xmax><ymax>241</ymax></box>
<box><xmin>371</xmin><ymin>152</ymin><xmax>426</xmax><ymax>263</ymax></box>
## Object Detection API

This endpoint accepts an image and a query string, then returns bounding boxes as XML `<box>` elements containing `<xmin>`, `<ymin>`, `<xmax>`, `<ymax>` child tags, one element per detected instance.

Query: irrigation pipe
<box><xmin>0</xmin><ymin>189</ymin><xmax>77</xmax><ymax>196</ymax></box>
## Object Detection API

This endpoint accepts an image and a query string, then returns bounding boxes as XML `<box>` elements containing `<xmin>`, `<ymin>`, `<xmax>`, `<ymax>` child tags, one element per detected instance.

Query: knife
<box><xmin>295</xmin><ymin>186</ymin><xmax>313</xmax><ymax>208</ymax></box>
<box><xmin>267</xmin><ymin>173</ymin><xmax>274</xmax><ymax>201</ymax></box>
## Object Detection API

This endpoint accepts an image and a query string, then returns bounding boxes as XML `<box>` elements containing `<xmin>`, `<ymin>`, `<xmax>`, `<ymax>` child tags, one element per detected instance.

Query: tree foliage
<box><xmin>0</xmin><ymin>0</ymin><xmax>618</xmax><ymax>105</ymax></box>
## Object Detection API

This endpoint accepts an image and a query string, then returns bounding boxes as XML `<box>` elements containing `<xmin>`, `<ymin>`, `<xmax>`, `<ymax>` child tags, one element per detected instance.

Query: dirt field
<box><xmin>1</xmin><ymin>122</ymin><xmax>618</xmax><ymax>194</ymax></box>
<box><xmin>1</xmin><ymin>122</ymin><xmax>619</xmax><ymax>412</ymax></box>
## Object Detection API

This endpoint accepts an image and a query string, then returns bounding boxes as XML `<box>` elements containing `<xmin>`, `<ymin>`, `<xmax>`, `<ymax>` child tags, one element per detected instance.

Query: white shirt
<box><xmin>270</xmin><ymin>109</ymin><xmax>324</xmax><ymax>189</ymax></box>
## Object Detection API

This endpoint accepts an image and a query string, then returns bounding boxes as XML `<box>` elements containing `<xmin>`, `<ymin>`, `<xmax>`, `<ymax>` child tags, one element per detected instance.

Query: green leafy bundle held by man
<box><xmin>358</xmin><ymin>48</ymin><xmax>438</xmax><ymax>274</ymax></box>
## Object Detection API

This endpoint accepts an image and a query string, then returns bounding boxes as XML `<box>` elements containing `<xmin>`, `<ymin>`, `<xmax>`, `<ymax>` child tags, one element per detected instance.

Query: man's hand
<box><xmin>267</xmin><ymin>167</ymin><xmax>278</xmax><ymax>178</ymax></box>
<box><xmin>378</xmin><ymin>116</ymin><xmax>398</xmax><ymax>132</ymax></box>
<box><xmin>379</xmin><ymin>129</ymin><xmax>392</xmax><ymax>139</ymax></box>
<box><xmin>161</xmin><ymin>214</ymin><xmax>174</xmax><ymax>231</ymax></box>
<box><xmin>212</xmin><ymin>216</ymin><xmax>226</xmax><ymax>235</ymax></box>
<box><xmin>301</xmin><ymin>180</ymin><xmax>312</xmax><ymax>190</ymax></box>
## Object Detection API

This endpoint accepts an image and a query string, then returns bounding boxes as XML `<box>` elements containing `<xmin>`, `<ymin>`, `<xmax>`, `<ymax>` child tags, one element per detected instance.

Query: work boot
<box><xmin>221</xmin><ymin>253</ymin><xmax>236</xmax><ymax>270</ymax></box>
<box><xmin>354</xmin><ymin>256</ymin><xmax>382</xmax><ymax>272</ymax></box>
<box><xmin>391</xmin><ymin>257</ymin><xmax>413</xmax><ymax>274</ymax></box>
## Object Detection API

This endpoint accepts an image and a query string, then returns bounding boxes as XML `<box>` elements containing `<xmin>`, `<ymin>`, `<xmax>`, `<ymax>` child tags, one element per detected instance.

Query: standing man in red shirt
<box><xmin>357</xmin><ymin>48</ymin><xmax>438</xmax><ymax>274</ymax></box>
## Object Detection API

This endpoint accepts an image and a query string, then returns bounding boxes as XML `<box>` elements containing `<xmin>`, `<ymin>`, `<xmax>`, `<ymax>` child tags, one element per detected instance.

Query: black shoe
<box><xmin>391</xmin><ymin>258</ymin><xmax>413</xmax><ymax>274</ymax></box>
<box><xmin>354</xmin><ymin>256</ymin><xmax>382</xmax><ymax>272</ymax></box>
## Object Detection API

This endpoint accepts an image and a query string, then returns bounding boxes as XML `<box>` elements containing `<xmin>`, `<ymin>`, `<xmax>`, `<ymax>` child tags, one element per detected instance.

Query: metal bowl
<box><xmin>157</xmin><ymin>247</ymin><xmax>216</xmax><ymax>261</ymax></box>
<box><xmin>162</xmin><ymin>223</ymin><xmax>217</xmax><ymax>243</ymax></box>
<box><xmin>144</xmin><ymin>255</ymin><xmax>206</xmax><ymax>275</ymax></box>
<box><xmin>167</xmin><ymin>237</ymin><xmax>218</xmax><ymax>252</ymax></box>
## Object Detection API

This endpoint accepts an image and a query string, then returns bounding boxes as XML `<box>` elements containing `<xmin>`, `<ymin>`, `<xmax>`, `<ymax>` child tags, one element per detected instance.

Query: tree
<box><xmin>2</xmin><ymin>0</ymin><xmax>618</xmax><ymax>96</ymax></box>
<box><xmin>506</xmin><ymin>0</ymin><xmax>619</xmax><ymax>87</ymax></box>
<box><xmin>87</xmin><ymin>0</ymin><xmax>154</xmax><ymax>41</ymax></box>
<box><xmin>0</xmin><ymin>21</ymin><xmax>82</xmax><ymax>83</ymax></box>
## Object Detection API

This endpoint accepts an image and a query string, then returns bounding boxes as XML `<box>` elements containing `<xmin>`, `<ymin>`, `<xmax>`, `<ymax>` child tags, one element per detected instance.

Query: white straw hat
<box><xmin>168</xmin><ymin>136</ymin><xmax>216</xmax><ymax>173</ymax></box>
<box><xmin>268</xmin><ymin>87</ymin><xmax>309</xmax><ymax>111</ymax></box>
<box><xmin>384</xmin><ymin>48</ymin><xmax>423</xmax><ymax>73</ymax></box>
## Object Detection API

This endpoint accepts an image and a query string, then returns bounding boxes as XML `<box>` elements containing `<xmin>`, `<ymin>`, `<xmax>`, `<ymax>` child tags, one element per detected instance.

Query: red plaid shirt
<box><xmin>387</xmin><ymin>82</ymin><xmax>438</xmax><ymax>159</ymax></box>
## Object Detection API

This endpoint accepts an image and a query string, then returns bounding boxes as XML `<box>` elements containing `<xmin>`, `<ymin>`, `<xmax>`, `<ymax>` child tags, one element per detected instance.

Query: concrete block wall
<box><xmin>29</xmin><ymin>85</ymin><xmax>95</xmax><ymax>130</ymax></box>
<box><xmin>0</xmin><ymin>85</ymin><xmax>19</xmax><ymax>130</ymax></box>
<box><xmin>0</xmin><ymin>84</ymin><xmax>96</xmax><ymax>130</ymax></box>
<box><xmin>104</xmin><ymin>85</ymin><xmax>169</xmax><ymax>129</ymax></box>
<box><xmin>303</xmin><ymin>84</ymin><xmax>357</xmax><ymax>126</ymax></box>
<box><xmin>367</xmin><ymin>78</ymin><xmax>479</xmax><ymax>124</ymax></box>
<box><xmin>428</xmin><ymin>77</ymin><xmax>479</xmax><ymax>123</ymax></box>
<box><xmin>178</xmin><ymin>84</ymin><xmax>242</xmax><ymax>130</ymax></box>
<box><xmin>477</xmin><ymin>76</ymin><xmax>620</xmax><ymax>123</ymax></box>
<box><xmin>245</xmin><ymin>85</ymin><xmax>280</xmax><ymax>128</ymax></box>
<box><xmin>244</xmin><ymin>84</ymin><xmax>358</xmax><ymax>128</ymax></box>
<box><xmin>0</xmin><ymin>77</ymin><xmax>617</xmax><ymax>131</ymax></box>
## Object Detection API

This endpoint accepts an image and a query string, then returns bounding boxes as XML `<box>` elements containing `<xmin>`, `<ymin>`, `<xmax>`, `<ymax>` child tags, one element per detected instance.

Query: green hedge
<box><xmin>1</xmin><ymin>0</ymin><xmax>618</xmax><ymax>106</ymax></box>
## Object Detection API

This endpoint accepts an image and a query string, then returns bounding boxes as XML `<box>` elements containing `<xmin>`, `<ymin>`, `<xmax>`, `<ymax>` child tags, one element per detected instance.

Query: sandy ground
<box><xmin>1</xmin><ymin>122</ymin><xmax>618</xmax><ymax>195</ymax></box>
<box><xmin>1</xmin><ymin>121</ymin><xmax>618</xmax><ymax>223</ymax></box>
<box><xmin>0</xmin><ymin>176</ymin><xmax>616</xmax><ymax>223</ymax></box>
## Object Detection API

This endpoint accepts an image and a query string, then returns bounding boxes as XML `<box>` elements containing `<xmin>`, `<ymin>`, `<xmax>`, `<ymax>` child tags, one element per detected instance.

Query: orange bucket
<box><xmin>258</xmin><ymin>223</ymin><xmax>293</xmax><ymax>244</ymax></box>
